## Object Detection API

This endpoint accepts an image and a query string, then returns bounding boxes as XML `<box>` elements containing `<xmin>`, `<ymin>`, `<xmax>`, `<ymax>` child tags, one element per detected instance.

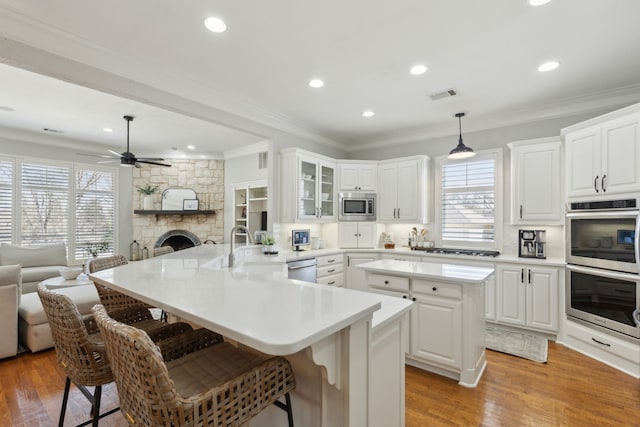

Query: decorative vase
<box><xmin>143</xmin><ymin>195</ymin><xmax>154</xmax><ymax>210</ymax></box>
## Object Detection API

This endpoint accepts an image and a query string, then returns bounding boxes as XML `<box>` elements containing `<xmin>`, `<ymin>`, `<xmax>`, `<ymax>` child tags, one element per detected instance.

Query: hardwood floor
<box><xmin>1</xmin><ymin>342</ymin><xmax>638</xmax><ymax>426</ymax></box>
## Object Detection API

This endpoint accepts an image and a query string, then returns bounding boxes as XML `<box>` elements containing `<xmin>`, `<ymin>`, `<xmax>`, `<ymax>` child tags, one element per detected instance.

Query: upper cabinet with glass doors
<box><xmin>280</xmin><ymin>148</ymin><xmax>336</xmax><ymax>223</ymax></box>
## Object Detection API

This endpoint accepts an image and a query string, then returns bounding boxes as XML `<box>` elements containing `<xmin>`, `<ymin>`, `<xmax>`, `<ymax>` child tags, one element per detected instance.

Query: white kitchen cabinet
<box><xmin>563</xmin><ymin>106</ymin><xmax>640</xmax><ymax>199</ymax></box>
<box><xmin>280</xmin><ymin>149</ymin><xmax>336</xmax><ymax>223</ymax></box>
<box><xmin>338</xmin><ymin>222</ymin><xmax>376</xmax><ymax>249</ymax></box>
<box><xmin>316</xmin><ymin>253</ymin><xmax>345</xmax><ymax>287</ymax></box>
<box><xmin>346</xmin><ymin>253</ymin><xmax>379</xmax><ymax>291</ymax></box>
<box><xmin>508</xmin><ymin>138</ymin><xmax>563</xmax><ymax>225</ymax></box>
<box><xmin>378</xmin><ymin>156</ymin><xmax>429</xmax><ymax>223</ymax></box>
<box><xmin>495</xmin><ymin>263</ymin><xmax>559</xmax><ymax>333</ymax></box>
<box><xmin>338</xmin><ymin>161</ymin><xmax>378</xmax><ymax>191</ymax></box>
<box><xmin>410</xmin><ymin>280</ymin><xmax>463</xmax><ymax>370</ymax></box>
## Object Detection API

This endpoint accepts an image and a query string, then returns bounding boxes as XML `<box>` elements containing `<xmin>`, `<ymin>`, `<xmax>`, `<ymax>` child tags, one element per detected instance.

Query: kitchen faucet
<box><xmin>229</xmin><ymin>225</ymin><xmax>254</xmax><ymax>267</ymax></box>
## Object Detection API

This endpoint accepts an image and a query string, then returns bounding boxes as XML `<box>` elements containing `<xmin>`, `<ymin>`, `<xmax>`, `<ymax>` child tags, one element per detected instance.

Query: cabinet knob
<box><xmin>432</xmin><ymin>287</ymin><xmax>437</xmax><ymax>291</ymax></box>
<box><xmin>384</xmin><ymin>280</ymin><xmax>389</xmax><ymax>284</ymax></box>
<box><xmin>402</xmin><ymin>295</ymin><xmax>407</xmax><ymax>299</ymax></box>
<box><xmin>412</xmin><ymin>297</ymin><xmax>416</xmax><ymax>301</ymax></box>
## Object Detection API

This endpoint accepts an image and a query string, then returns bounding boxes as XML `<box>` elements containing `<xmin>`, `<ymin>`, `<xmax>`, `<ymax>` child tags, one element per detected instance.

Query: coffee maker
<box><xmin>519</xmin><ymin>230</ymin><xmax>546</xmax><ymax>259</ymax></box>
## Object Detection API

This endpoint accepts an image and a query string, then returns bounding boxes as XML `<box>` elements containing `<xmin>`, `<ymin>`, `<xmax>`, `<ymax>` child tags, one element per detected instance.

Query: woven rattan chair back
<box><xmin>37</xmin><ymin>283</ymin><xmax>118</xmax><ymax>426</ymax></box>
<box><xmin>93</xmin><ymin>304</ymin><xmax>181</xmax><ymax>426</ymax></box>
<box><xmin>89</xmin><ymin>255</ymin><xmax>149</xmax><ymax>311</ymax></box>
<box><xmin>153</xmin><ymin>246</ymin><xmax>174</xmax><ymax>256</ymax></box>
<box><xmin>93</xmin><ymin>304</ymin><xmax>296</xmax><ymax>427</ymax></box>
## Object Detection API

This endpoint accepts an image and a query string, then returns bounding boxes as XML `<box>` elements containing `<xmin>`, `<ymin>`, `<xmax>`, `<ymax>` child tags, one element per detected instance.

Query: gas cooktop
<box><xmin>411</xmin><ymin>247</ymin><xmax>500</xmax><ymax>257</ymax></box>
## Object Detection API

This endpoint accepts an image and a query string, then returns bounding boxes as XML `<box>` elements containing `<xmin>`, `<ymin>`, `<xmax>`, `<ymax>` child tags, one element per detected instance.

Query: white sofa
<box><xmin>0</xmin><ymin>243</ymin><xmax>101</xmax><ymax>353</ymax></box>
<box><xmin>0</xmin><ymin>265</ymin><xmax>21</xmax><ymax>359</ymax></box>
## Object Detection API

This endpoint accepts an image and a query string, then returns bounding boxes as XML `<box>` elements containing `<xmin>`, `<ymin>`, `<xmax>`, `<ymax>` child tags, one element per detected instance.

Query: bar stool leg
<box><xmin>58</xmin><ymin>377</ymin><xmax>71</xmax><ymax>427</ymax></box>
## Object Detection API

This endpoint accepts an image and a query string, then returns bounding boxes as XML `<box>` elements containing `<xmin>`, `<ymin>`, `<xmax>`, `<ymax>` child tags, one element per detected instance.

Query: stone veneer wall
<box><xmin>132</xmin><ymin>159</ymin><xmax>224</xmax><ymax>250</ymax></box>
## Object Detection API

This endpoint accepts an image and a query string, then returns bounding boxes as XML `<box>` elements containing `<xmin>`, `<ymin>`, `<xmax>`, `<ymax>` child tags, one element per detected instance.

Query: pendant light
<box><xmin>448</xmin><ymin>112</ymin><xmax>475</xmax><ymax>159</ymax></box>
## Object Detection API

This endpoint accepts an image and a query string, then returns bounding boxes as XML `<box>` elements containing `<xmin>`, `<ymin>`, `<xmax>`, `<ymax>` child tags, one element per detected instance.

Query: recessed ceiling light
<box><xmin>187</xmin><ymin>145</ymin><xmax>195</xmax><ymax>150</ymax></box>
<box><xmin>204</xmin><ymin>17</ymin><xmax>227</xmax><ymax>33</ymax></box>
<box><xmin>308</xmin><ymin>79</ymin><xmax>324</xmax><ymax>88</ymax></box>
<box><xmin>103</xmin><ymin>127</ymin><xmax>113</xmax><ymax>133</ymax></box>
<box><xmin>538</xmin><ymin>61</ymin><xmax>560</xmax><ymax>72</ymax></box>
<box><xmin>528</xmin><ymin>0</ymin><xmax>552</xmax><ymax>6</ymax></box>
<box><xmin>362</xmin><ymin>110</ymin><xmax>375</xmax><ymax>118</ymax></box>
<box><xmin>410</xmin><ymin>64</ymin><xmax>428</xmax><ymax>75</ymax></box>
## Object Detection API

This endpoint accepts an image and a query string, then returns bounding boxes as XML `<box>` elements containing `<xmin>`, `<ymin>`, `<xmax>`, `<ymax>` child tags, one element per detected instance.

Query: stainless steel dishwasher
<box><xmin>287</xmin><ymin>258</ymin><xmax>317</xmax><ymax>283</ymax></box>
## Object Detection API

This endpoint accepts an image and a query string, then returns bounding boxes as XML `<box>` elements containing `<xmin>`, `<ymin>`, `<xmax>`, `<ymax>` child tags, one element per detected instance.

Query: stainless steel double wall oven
<box><xmin>566</xmin><ymin>199</ymin><xmax>640</xmax><ymax>340</ymax></box>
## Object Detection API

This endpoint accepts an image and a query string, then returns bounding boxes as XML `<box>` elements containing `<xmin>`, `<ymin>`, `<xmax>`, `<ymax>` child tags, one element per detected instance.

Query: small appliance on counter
<box><xmin>518</xmin><ymin>229</ymin><xmax>546</xmax><ymax>259</ymax></box>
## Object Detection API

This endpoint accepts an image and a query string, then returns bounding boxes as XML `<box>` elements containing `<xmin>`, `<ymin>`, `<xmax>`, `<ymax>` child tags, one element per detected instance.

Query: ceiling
<box><xmin>0</xmin><ymin>0</ymin><xmax>640</xmax><ymax>157</ymax></box>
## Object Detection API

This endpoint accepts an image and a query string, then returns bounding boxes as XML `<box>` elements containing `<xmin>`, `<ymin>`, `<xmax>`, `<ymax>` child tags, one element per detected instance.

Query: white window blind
<box><xmin>441</xmin><ymin>156</ymin><xmax>496</xmax><ymax>243</ymax></box>
<box><xmin>21</xmin><ymin>162</ymin><xmax>69</xmax><ymax>245</ymax></box>
<box><xmin>0</xmin><ymin>159</ymin><xmax>13</xmax><ymax>243</ymax></box>
<box><xmin>75</xmin><ymin>168</ymin><xmax>115</xmax><ymax>259</ymax></box>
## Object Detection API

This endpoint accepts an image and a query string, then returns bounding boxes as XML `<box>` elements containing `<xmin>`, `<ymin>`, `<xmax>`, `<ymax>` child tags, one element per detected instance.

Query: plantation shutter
<box><xmin>75</xmin><ymin>168</ymin><xmax>115</xmax><ymax>259</ymax></box>
<box><xmin>0</xmin><ymin>159</ymin><xmax>13</xmax><ymax>243</ymax></box>
<box><xmin>441</xmin><ymin>156</ymin><xmax>496</xmax><ymax>243</ymax></box>
<box><xmin>20</xmin><ymin>162</ymin><xmax>69</xmax><ymax>245</ymax></box>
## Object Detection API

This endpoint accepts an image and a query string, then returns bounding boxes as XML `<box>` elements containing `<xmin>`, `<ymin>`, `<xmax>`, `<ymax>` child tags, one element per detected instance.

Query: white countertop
<box><xmin>357</xmin><ymin>259</ymin><xmax>495</xmax><ymax>284</ymax></box>
<box><xmin>90</xmin><ymin>244</ymin><xmax>407</xmax><ymax>356</ymax></box>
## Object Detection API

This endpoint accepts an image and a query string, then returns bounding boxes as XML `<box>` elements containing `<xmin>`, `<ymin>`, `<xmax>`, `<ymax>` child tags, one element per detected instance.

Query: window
<box><xmin>0</xmin><ymin>155</ymin><xmax>117</xmax><ymax>263</ymax></box>
<box><xmin>436</xmin><ymin>150</ymin><xmax>502</xmax><ymax>249</ymax></box>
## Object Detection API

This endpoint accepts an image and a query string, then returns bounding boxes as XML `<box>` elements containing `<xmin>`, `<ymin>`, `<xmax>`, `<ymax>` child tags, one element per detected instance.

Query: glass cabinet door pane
<box><xmin>320</xmin><ymin>165</ymin><xmax>334</xmax><ymax>217</ymax></box>
<box><xmin>300</xmin><ymin>160</ymin><xmax>317</xmax><ymax>217</ymax></box>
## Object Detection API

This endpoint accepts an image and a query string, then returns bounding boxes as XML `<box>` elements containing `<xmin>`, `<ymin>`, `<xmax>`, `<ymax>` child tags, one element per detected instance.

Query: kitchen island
<box><xmin>358</xmin><ymin>259</ymin><xmax>494</xmax><ymax>387</ymax></box>
<box><xmin>90</xmin><ymin>244</ymin><xmax>412</xmax><ymax>427</ymax></box>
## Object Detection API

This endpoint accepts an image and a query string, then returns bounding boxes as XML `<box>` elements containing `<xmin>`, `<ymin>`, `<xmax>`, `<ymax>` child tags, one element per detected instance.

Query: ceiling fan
<box><xmin>81</xmin><ymin>115</ymin><xmax>171</xmax><ymax>167</ymax></box>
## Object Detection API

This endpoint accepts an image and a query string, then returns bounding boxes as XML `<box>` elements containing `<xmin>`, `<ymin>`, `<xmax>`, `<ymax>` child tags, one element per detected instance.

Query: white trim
<box><xmin>223</xmin><ymin>140</ymin><xmax>270</xmax><ymax>160</ymax></box>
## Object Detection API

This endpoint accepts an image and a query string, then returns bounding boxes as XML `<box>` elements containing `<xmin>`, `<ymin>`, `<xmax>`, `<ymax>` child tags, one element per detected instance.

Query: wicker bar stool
<box><xmin>37</xmin><ymin>283</ymin><xmax>199</xmax><ymax>427</ymax></box>
<box><xmin>92</xmin><ymin>304</ymin><xmax>297</xmax><ymax>427</ymax></box>
<box><xmin>88</xmin><ymin>255</ymin><xmax>150</xmax><ymax>311</ymax></box>
<box><xmin>153</xmin><ymin>246</ymin><xmax>174</xmax><ymax>256</ymax></box>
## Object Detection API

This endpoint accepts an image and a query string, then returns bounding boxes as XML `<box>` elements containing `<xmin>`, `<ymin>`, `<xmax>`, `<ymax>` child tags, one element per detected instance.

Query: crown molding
<box><xmin>223</xmin><ymin>141</ymin><xmax>271</xmax><ymax>160</ymax></box>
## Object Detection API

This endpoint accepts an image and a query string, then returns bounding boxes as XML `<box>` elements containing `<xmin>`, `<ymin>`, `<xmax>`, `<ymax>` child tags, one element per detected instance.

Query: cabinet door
<box><xmin>338</xmin><ymin>223</ymin><xmax>359</xmax><ymax>248</ymax></box>
<box><xmin>526</xmin><ymin>266</ymin><xmax>559</xmax><ymax>332</ymax></box>
<box><xmin>496</xmin><ymin>265</ymin><xmax>526</xmax><ymax>326</ymax></box>
<box><xmin>357</xmin><ymin>165</ymin><xmax>377</xmax><ymax>191</ymax></box>
<box><xmin>565</xmin><ymin>127</ymin><xmax>601</xmax><ymax>198</ymax></box>
<box><xmin>601</xmin><ymin>114</ymin><xmax>640</xmax><ymax>195</ymax></box>
<box><xmin>356</xmin><ymin>222</ymin><xmax>377</xmax><ymax>248</ymax></box>
<box><xmin>319</xmin><ymin>162</ymin><xmax>336</xmax><ymax>220</ymax></box>
<box><xmin>512</xmin><ymin>140</ymin><xmax>562</xmax><ymax>224</ymax></box>
<box><xmin>410</xmin><ymin>293</ymin><xmax>462</xmax><ymax>369</ymax></box>
<box><xmin>396</xmin><ymin>160</ymin><xmax>419</xmax><ymax>221</ymax></box>
<box><xmin>299</xmin><ymin>156</ymin><xmax>320</xmax><ymax>220</ymax></box>
<box><xmin>378</xmin><ymin>163</ymin><xmax>398</xmax><ymax>221</ymax></box>
<box><xmin>339</xmin><ymin>164</ymin><xmax>359</xmax><ymax>190</ymax></box>
<box><xmin>346</xmin><ymin>254</ymin><xmax>378</xmax><ymax>291</ymax></box>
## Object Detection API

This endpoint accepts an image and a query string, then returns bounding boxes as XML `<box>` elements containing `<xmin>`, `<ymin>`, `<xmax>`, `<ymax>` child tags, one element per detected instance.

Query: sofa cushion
<box><xmin>0</xmin><ymin>243</ymin><xmax>67</xmax><ymax>268</ymax></box>
<box><xmin>19</xmin><ymin>284</ymin><xmax>100</xmax><ymax>326</ymax></box>
<box><xmin>0</xmin><ymin>264</ymin><xmax>22</xmax><ymax>300</ymax></box>
<box><xmin>21</xmin><ymin>266</ymin><xmax>66</xmax><ymax>287</ymax></box>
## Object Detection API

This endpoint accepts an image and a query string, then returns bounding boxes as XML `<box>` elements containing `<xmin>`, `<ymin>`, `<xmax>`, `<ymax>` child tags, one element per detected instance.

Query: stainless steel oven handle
<box><xmin>633</xmin><ymin>308</ymin><xmax>640</xmax><ymax>327</ymax></box>
<box><xmin>566</xmin><ymin>264</ymin><xmax>640</xmax><ymax>282</ymax></box>
<box><xmin>635</xmin><ymin>211</ymin><xmax>640</xmax><ymax>267</ymax></box>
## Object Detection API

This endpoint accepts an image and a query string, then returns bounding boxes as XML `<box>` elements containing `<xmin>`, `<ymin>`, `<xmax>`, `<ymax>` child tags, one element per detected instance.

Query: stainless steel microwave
<box><xmin>339</xmin><ymin>192</ymin><xmax>376</xmax><ymax>221</ymax></box>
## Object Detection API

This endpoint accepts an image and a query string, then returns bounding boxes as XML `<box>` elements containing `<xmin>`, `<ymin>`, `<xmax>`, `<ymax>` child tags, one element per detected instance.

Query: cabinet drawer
<box><xmin>368</xmin><ymin>274</ymin><xmax>409</xmax><ymax>292</ymax></box>
<box><xmin>317</xmin><ymin>273</ymin><xmax>345</xmax><ymax>287</ymax></box>
<box><xmin>565</xmin><ymin>321</ymin><xmax>640</xmax><ymax>366</ymax></box>
<box><xmin>317</xmin><ymin>263</ymin><xmax>344</xmax><ymax>277</ymax></box>
<box><xmin>317</xmin><ymin>254</ymin><xmax>344</xmax><ymax>268</ymax></box>
<box><xmin>412</xmin><ymin>279</ymin><xmax>462</xmax><ymax>300</ymax></box>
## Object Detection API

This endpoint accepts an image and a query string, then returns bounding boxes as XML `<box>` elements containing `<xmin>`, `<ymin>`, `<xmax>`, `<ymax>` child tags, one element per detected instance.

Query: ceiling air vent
<box><xmin>428</xmin><ymin>88</ymin><xmax>457</xmax><ymax>101</ymax></box>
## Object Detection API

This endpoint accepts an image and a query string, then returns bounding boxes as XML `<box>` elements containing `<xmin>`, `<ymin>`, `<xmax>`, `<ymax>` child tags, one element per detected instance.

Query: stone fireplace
<box><xmin>155</xmin><ymin>229</ymin><xmax>201</xmax><ymax>251</ymax></box>
<box><xmin>132</xmin><ymin>159</ymin><xmax>224</xmax><ymax>251</ymax></box>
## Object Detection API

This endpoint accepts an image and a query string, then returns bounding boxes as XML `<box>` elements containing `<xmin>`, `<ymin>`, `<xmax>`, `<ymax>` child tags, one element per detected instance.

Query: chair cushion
<box><xmin>0</xmin><ymin>243</ymin><xmax>67</xmax><ymax>268</ymax></box>
<box><xmin>19</xmin><ymin>284</ymin><xmax>100</xmax><ymax>326</ymax></box>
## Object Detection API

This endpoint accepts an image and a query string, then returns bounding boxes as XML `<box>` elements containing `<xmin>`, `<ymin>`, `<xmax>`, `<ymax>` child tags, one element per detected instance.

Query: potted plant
<box><xmin>137</xmin><ymin>184</ymin><xmax>159</xmax><ymax>210</ymax></box>
<box><xmin>262</xmin><ymin>235</ymin><xmax>278</xmax><ymax>255</ymax></box>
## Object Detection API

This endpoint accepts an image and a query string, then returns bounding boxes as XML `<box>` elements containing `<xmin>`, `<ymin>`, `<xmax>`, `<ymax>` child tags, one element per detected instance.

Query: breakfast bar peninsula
<box><xmin>90</xmin><ymin>244</ymin><xmax>412</xmax><ymax>427</ymax></box>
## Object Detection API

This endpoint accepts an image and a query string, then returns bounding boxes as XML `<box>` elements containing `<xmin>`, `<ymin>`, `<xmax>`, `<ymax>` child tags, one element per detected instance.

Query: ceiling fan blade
<box><xmin>108</xmin><ymin>149</ymin><xmax>124</xmax><ymax>157</ymax></box>
<box><xmin>77</xmin><ymin>152</ymin><xmax>119</xmax><ymax>159</ymax></box>
<box><xmin>136</xmin><ymin>159</ymin><xmax>172</xmax><ymax>167</ymax></box>
<box><xmin>97</xmin><ymin>159</ymin><xmax>118</xmax><ymax>164</ymax></box>
<box><xmin>136</xmin><ymin>157</ymin><xmax>165</xmax><ymax>161</ymax></box>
